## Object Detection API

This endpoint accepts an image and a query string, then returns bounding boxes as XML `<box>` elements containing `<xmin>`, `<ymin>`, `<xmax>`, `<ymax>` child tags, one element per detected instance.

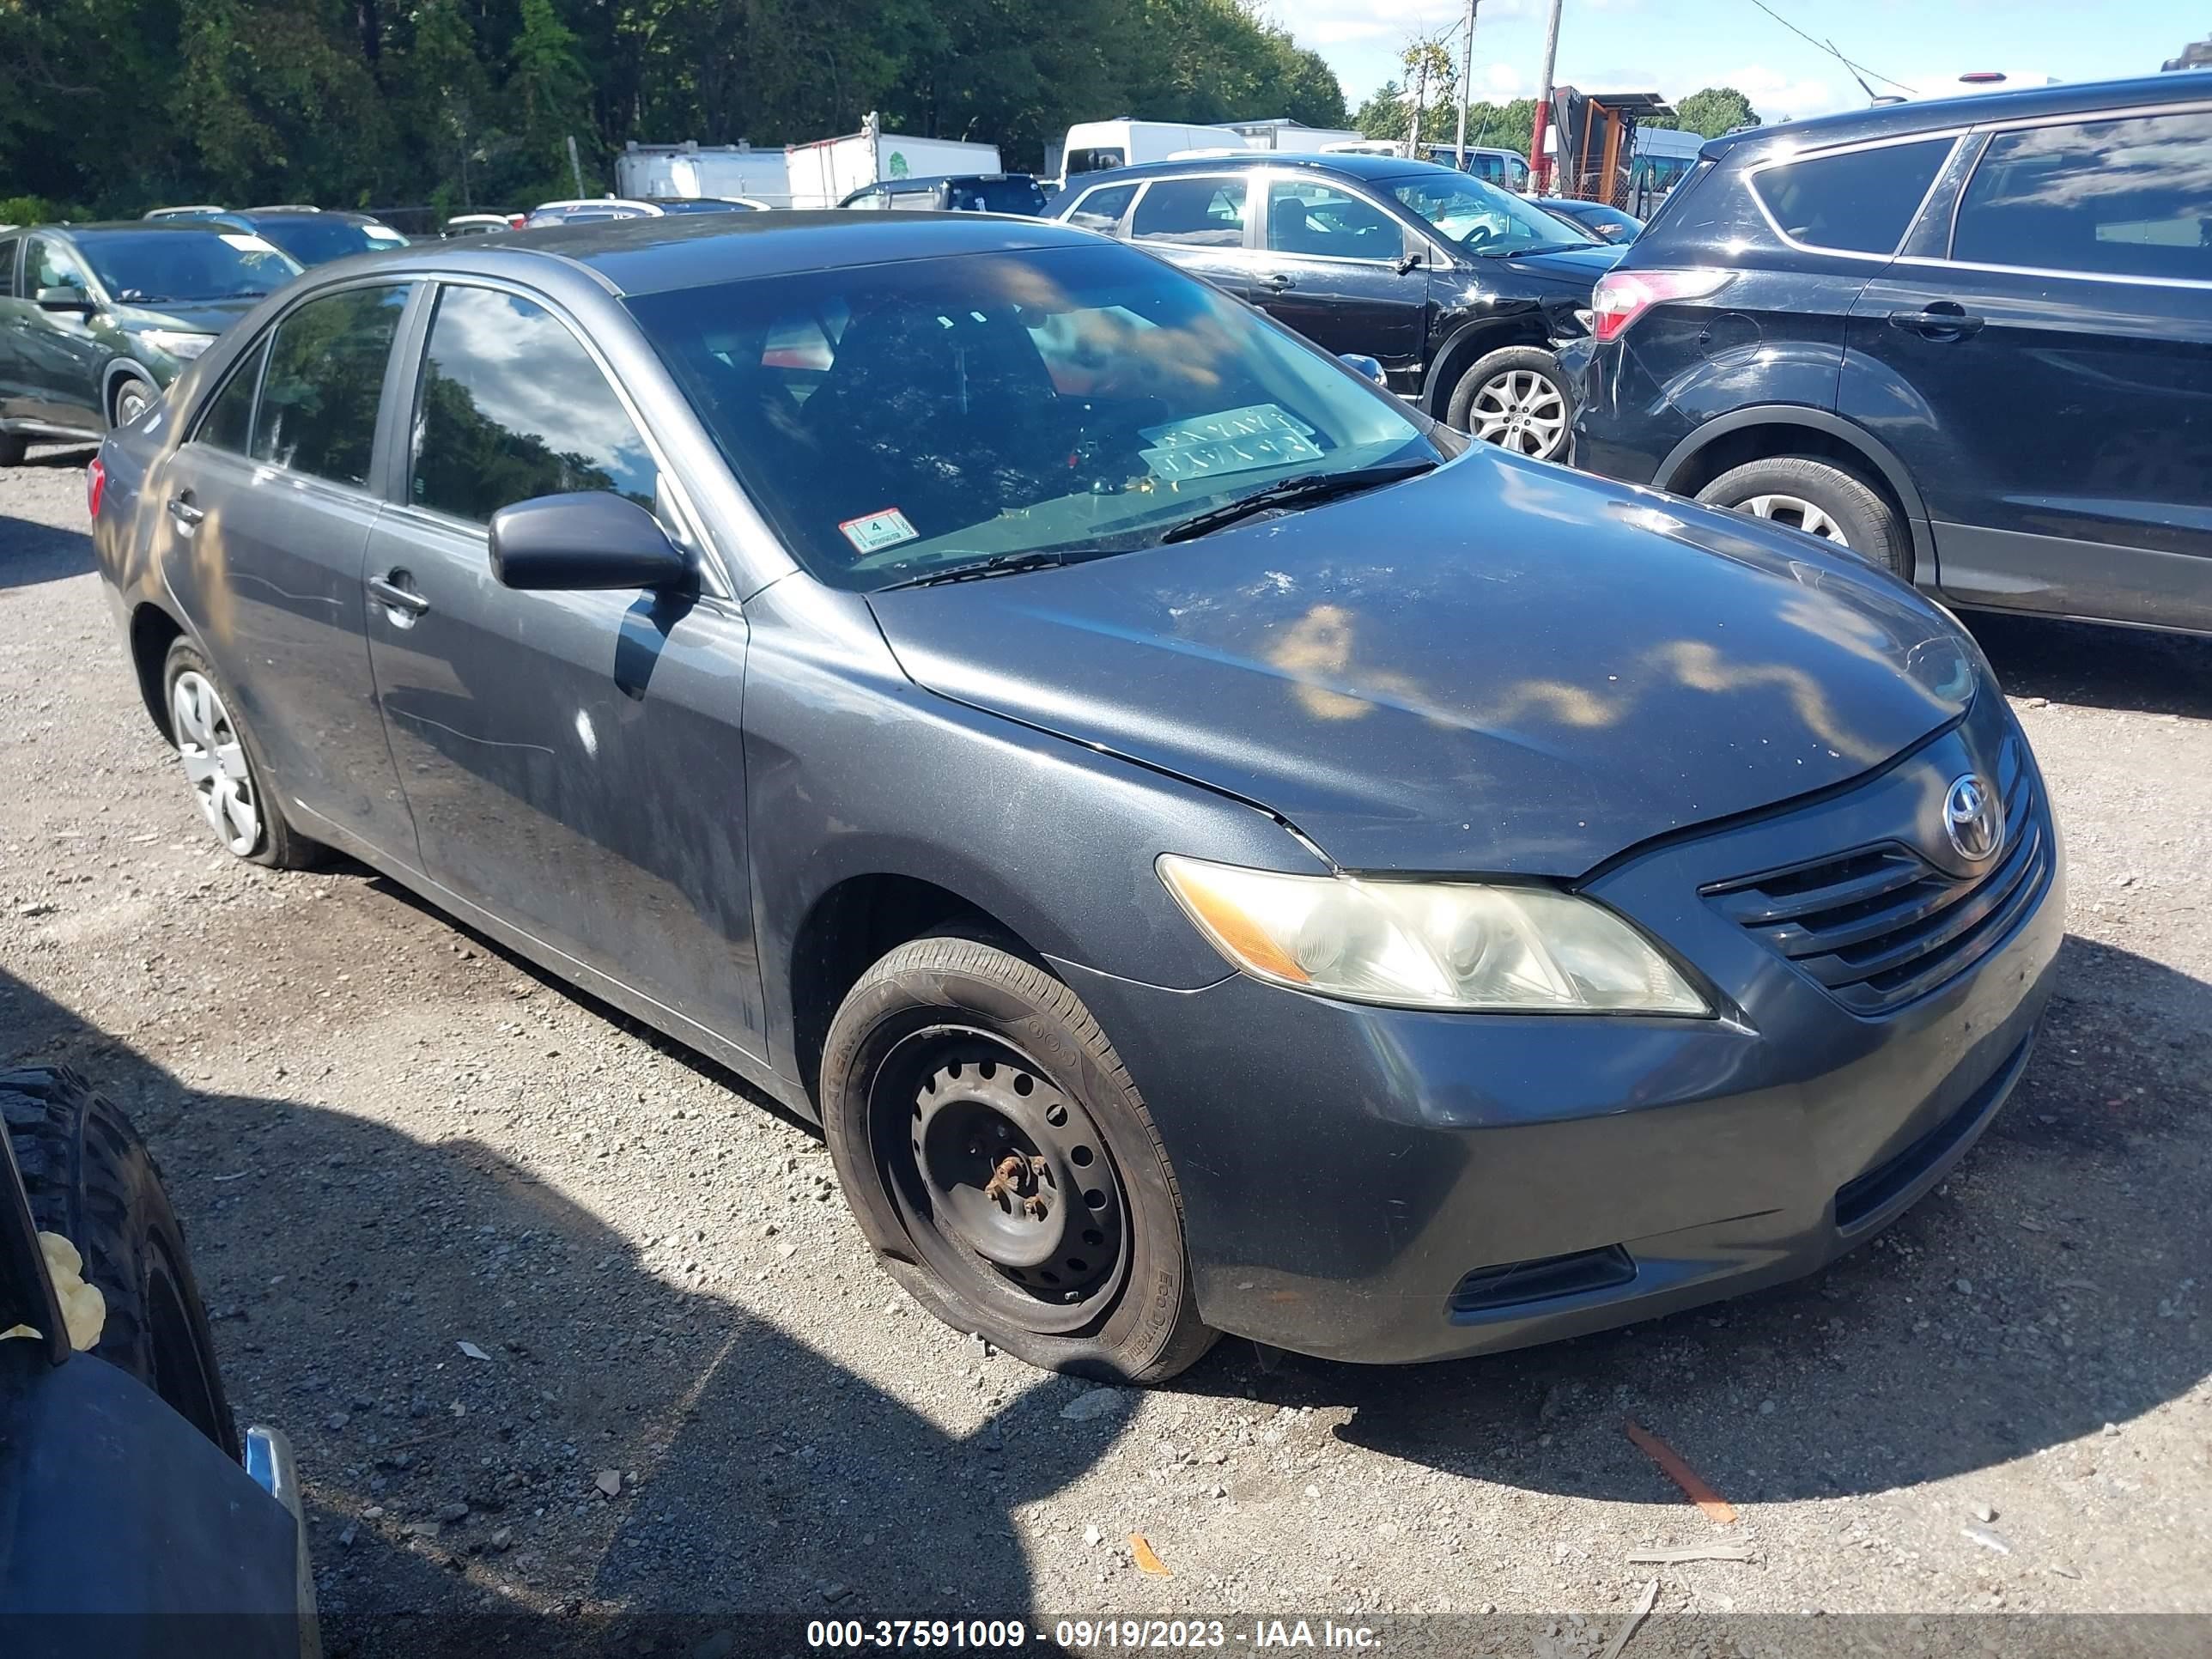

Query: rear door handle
<box><xmin>1887</xmin><ymin>306</ymin><xmax>1984</xmax><ymax>339</ymax></box>
<box><xmin>1262</xmin><ymin>272</ymin><xmax>1296</xmax><ymax>290</ymax></box>
<box><xmin>167</xmin><ymin>497</ymin><xmax>204</xmax><ymax>527</ymax></box>
<box><xmin>368</xmin><ymin>574</ymin><xmax>430</xmax><ymax>618</ymax></box>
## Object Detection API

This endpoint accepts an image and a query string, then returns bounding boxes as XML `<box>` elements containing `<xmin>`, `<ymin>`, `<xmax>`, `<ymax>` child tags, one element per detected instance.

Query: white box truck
<box><xmin>784</xmin><ymin>113</ymin><xmax>1003</xmax><ymax>209</ymax></box>
<box><xmin>616</xmin><ymin>141</ymin><xmax>793</xmax><ymax>207</ymax></box>
<box><xmin>1054</xmin><ymin>119</ymin><xmax>1255</xmax><ymax>188</ymax></box>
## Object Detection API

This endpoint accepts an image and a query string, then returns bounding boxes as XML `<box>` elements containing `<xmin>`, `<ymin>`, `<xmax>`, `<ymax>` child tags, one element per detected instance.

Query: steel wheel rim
<box><xmin>870</xmin><ymin>1025</ymin><xmax>1131</xmax><ymax>1335</ymax></box>
<box><xmin>1738</xmin><ymin>493</ymin><xmax>1850</xmax><ymax>548</ymax></box>
<box><xmin>1469</xmin><ymin>368</ymin><xmax>1568</xmax><ymax>458</ymax></box>
<box><xmin>170</xmin><ymin>671</ymin><xmax>259</xmax><ymax>855</ymax></box>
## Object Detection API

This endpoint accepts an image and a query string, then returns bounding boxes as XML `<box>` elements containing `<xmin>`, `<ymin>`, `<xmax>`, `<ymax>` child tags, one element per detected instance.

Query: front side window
<box><xmin>1389</xmin><ymin>172</ymin><xmax>1593</xmax><ymax>254</ymax></box>
<box><xmin>1066</xmin><ymin>183</ymin><xmax>1138</xmax><ymax>234</ymax></box>
<box><xmin>410</xmin><ymin>284</ymin><xmax>657</xmax><ymax>524</ymax></box>
<box><xmin>1266</xmin><ymin>181</ymin><xmax>1403</xmax><ymax>261</ymax></box>
<box><xmin>25</xmin><ymin>236</ymin><xmax>92</xmax><ymax>296</ymax></box>
<box><xmin>249</xmin><ymin>284</ymin><xmax>409</xmax><ymax>487</ymax></box>
<box><xmin>196</xmin><ymin>337</ymin><xmax>269</xmax><ymax>455</ymax></box>
<box><xmin>1131</xmin><ymin>178</ymin><xmax>1248</xmax><ymax>247</ymax></box>
<box><xmin>1749</xmin><ymin>137</ymin><xmax>1954</xmax><ymax>256</ymax></box>
<box><xmin>626</xmin><ymin>241</ymin><xmax>1435</xmax><ymax>592</ymax></box>
<box><xmin>1952</xmin><ymin>112</ymin><xmax>2212</xmax><ymax>283</ymax></box>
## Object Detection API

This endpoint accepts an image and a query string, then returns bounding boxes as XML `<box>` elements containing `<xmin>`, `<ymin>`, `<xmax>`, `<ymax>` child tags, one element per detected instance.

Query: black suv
<box><xmin>1050</xmin><ymin>154</ymin><xmax>1620</xmax><ymax>457</ymax></box>
<box><xmin>1573</xmin><ymin>75</ymin><xmax>2212</xmax><ymax>635</ymax></box>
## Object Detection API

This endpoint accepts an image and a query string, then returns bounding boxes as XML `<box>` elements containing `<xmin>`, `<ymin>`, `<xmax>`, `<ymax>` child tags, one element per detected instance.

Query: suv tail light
<box><xmin>85</xmin><ymin>457</ymin><xmax>106</xmax><ymax>520</ymax></box>
<box><xmin>1589</xmin><ymin>268</ymin><xmax>1732</xmax><ymax>343</ymax></box>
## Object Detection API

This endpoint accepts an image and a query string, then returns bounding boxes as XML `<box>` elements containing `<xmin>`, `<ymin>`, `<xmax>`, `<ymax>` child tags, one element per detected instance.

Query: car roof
<box><xmin>361</xmin><ymin>210</ymin><xmax>1103</xmax><ymax>299</ymax></box>
<box><xmin>37</xmin><ymin>221</ymin><xmax>240</xmax><ymax>238</ymax></box>
<box><xmin>1064</xmin><ymin>153</ymin><xmax>1459</xmax><ymax>190</ymax></box>
<box><xmin>1704</xmin><ymin>72</ymin><xmax>2205</xmax><ymax>162</ymax></box>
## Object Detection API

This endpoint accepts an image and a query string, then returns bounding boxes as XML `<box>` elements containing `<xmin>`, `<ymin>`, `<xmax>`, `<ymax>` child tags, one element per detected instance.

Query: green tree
<box><xmin>1667</xmin><ymin>85</ymin><xmax>1759</xmax><ymax>139</ymax></box>
<box><xmin>506</xmin><ymin>0</ymin><xmax>597</xmax><ymax>197</ymax></box>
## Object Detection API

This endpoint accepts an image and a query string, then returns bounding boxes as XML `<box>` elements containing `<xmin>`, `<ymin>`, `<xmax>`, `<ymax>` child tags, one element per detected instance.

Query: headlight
<box><xmin>138</xmin><ymin>329</ymin><xmax>214</xmax><ymax>361</ymax></box>
<box><xmin>1157</xmin><ymin>854</ymin><xmax>1710</xmax><ymax>1015</ymax></box>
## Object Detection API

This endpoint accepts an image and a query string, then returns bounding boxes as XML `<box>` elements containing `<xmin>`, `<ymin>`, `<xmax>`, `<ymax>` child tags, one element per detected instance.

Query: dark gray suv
<box><xmin>90</xmin><ymin>212</ymin><xmax>2062</xmax><ymax>1381</ymax></box>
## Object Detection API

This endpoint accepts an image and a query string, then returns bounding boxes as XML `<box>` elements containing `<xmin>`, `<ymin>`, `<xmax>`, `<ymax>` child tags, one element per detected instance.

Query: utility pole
<box><xmin>1529</xmin><ymin>0</ymin><xmax>1564</xmax><ymax>190</ymax></box>
<box><xmin>1454</xmin><ymin>0</ymin><xmax>1479</xmax><ymax>167</ymax></box>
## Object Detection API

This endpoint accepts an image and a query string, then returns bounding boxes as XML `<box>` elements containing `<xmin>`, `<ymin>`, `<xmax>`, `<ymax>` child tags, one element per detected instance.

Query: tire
<box><xmin>109</xmin><ymin>373</ymin><xmax>158</xmax><ymax>430</ymax></box>
<box><xmin>1694</xmin><ymin>455</ymin><xmax>1911</xmax><ymax>578</ymax></box>
<box><xmin>0</xmin><ymin>433</ymin><xmax>26</xmax><ymax>467</ymax></box>
<box><xmin>1</xmin><ymin>1065</ymin><xmax>240</xmax><ymax>1458</ymax></box>
<box><xmin>1446</xmin><ymin>345</ymin><xmax>1575</xmax><ymax>460</ymax></box>
<box><xmin>161</xmin><ymin>637</ymin><xmax>324</xmax><ymax>868</ymax></box>
<box><xmin>820</xmin><ymin>933</ymin><xmax>1216</xmax><ymax>1383</ymax></box>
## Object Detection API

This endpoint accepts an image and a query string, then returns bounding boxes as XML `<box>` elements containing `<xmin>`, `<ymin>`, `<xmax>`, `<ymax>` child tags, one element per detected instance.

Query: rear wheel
<box><xmin>2</xmin><ymin>1065</ymin><xmax>240</xmax><ymax>1457</ymax></box>
<box><xmin>1447</xmin><ymin>345</ymin><xmax>1574</xmax><ymax>460</ymax></box>
<box><xmin>161</xmin><ymin>638</ymin><xmax>323</xmax><ymax>868</ymax></box>
<box><xmin>0</xmin><ymin>434</ymin><xmax>26</xmax><ymax>467</ymax></box>
<box><xmin>1694</xmin><ymin>455</ymin><xmax>1911</xmax><ymax>578</ymax></box>
<box><xmin>821</xmin><ymin>934</ymin><xmax>1214</xmax><ymax>1383</ymax></box>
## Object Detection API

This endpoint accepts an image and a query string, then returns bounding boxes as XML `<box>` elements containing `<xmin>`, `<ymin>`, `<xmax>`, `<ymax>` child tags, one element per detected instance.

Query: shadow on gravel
<box><xmin>0</xmin><ymin>512</ymin><xmax>94</xmax><ymax>592</ymax></box>
<box><xmin>1237</xmin><ymin>936</ymin><xmax>2212</xmax><ymax>1506</ymax></box>
<box><xmin>1972</xmin><ymin>611</ymin><xmax>2212</xmax><ymax>719</ymax></box>
<box><xmin>0</xmin><ymin>964</ymin><xmax>1091</xmax><ymax>1657</ymax></box>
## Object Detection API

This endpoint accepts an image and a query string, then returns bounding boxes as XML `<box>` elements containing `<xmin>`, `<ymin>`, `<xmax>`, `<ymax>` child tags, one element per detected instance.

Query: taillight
<box><xmin>1589</xmin><ymin>268</ymin><xmax>1732</xmax><ymax>343</ymax></box>
<box><xmin>85</xmin><ymin>457</ymin><xmax>106</xmax><ymax>520</ymax></box>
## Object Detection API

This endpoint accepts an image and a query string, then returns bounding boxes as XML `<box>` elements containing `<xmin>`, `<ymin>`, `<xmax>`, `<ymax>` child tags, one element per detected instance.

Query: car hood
<box><xmin>1478</xmin><ymin>242</ymin><xmax>1622</xmax><ymax>287</ymax></box>
<box><xmin>113</xmin><ymin>297</ymin><xmax>264</xmax><ymax>336</ymax></box>
<box><xmin>865</xmin><ymin>453</ymin><xmax>1979</xmax><ymax>878</ymax></box>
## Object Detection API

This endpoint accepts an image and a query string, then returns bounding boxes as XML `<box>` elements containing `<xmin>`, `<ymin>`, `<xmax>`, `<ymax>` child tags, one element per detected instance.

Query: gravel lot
<box><xmin>4</xmin><ymin>444</ymin><xmax>2209</xmax><ymax>1653</ymax></box>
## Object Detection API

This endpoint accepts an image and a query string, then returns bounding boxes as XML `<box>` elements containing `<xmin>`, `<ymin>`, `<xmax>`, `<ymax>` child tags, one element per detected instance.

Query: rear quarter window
<box><xmin>1952</xmin><ymin>111</ymin><xmax>2212</xmax><ymax>283</ymax></box>
<box><xmin>1750</xmin><ymin>137</ymin><xmax>1955</xmax><ymax>255</ymax></box>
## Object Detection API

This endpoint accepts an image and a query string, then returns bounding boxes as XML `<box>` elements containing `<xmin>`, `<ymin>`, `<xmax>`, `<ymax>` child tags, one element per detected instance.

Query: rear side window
<box><xmin>1065</xmin><ymin>147</ymin><xmax>1127</xmax><ymax>178</ymax></box>
<box><xmin>249</xmin><ymin>284</ymin><xmax>409</xmax><ymax>487</ymax></box>
<box><xmin>196</xmin><ymin>337</ymin><xmax>268</xmax><ymax>454</ymax></box>
<box><xmin>0</xmin><ymin>236</ymin><xmax>17</xmax><ymax>298</ymax></box>
<box><xmin>1066</xmin><ymin>183</ymin><xmax>1137</xmax><ymax>234</ymax></box>
<box><xmin>1952</xmin><ymin>112</ymin><xmax>2212</xmax><ymax>283</ymax></box>
<box><xmin>410</xmin><ymin>283</ymin><xmax>657</xmax><ymax>524</ymax></box>
<box><xmin>1751</xmin><ymin>137</ymin><xmax>1953</xmax><ymax>255</ymax></box>
<box><xmin>1132</xmin><ymin>177</ymin><xmax>1247</xmax><ymax>247</ymax></box>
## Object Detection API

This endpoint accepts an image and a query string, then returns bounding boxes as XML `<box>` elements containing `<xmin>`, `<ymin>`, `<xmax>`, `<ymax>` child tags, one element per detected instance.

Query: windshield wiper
<box><xmin>1496</xmin><ymin>242</ymin><xmax>1595</xmax><ymax>258</ymax></box>
<box><xmin>877</xmin><ymin>549</ymin><xmax>1069</xmax><ymax>590</ymax></box>
<box><xmin>1158</xmin><ymin>460</ymin><xmax>1437</xmax><ymax>544</ymax></box>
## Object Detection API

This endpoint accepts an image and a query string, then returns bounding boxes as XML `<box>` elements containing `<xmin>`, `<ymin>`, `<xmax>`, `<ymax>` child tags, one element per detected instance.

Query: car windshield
<box><xmin>78</xmin><ymin>229</ymin><xmax>301</xmax><ymax>301</ymax></box>
<box><xmin>627</xmin><ymin>242</ymin><xmax>1437</xmax><ymax>592</ymax></box>
<box><xmin>249</xmin><ymin>216</ymin><xmax>404</xmax><ymax>264</ymax></box>
<box><xmin>1388</xmin><ymin>173</ymin><xmax>1600</xmax><ymax>254</ymax></box>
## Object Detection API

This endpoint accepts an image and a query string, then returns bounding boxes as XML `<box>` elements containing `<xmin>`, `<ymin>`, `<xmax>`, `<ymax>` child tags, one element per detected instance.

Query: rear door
<box><xmin>1843</xmin><ymin>106</ymin><xmax>2212</xmax><ymax>632</ymax></box>
<box><xmin>1124</xmin><ymin>173</ymin><xmax>1256</xmax><ymax>300</ymax></box>
<box><xmin>1251</xmin><ymin>173</ymin><xmax>1427</xmax><ymax>369</ymax></box>
<box><xmin>147</xmin><ymin>281</ymin><xmax>420</xmax><ymax>855</ymax></box>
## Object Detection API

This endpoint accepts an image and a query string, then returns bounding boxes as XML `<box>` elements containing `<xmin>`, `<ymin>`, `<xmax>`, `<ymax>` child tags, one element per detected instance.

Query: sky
<box><xmin>1261</xmin><ymin>0</ymin><xmax>2209</xmax><ymax>125</ymax></box>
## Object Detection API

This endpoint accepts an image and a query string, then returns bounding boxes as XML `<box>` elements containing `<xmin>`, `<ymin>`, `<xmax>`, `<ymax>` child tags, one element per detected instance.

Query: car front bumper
<box><xmin>1055</xmin><ymin>702</ymin><xmax>2064</xmax><ymax>1366</ymax></box>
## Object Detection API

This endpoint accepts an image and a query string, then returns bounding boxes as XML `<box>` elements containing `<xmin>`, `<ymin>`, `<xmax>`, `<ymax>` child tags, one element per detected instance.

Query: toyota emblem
<box><xmin>1943</xmin><ymin>774</ymin><xmax>2003</xmax><ymax>864</ymax></box>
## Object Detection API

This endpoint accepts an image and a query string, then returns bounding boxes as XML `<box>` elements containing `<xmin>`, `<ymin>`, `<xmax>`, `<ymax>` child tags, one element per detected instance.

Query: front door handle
<box><xmin>167</xmin><ymin>496</ymin><xmax>204</xmax><ymax>527</ymax></box>
<box><xmin>1261</xmin><ymin>272</ymin><xmax>1296</xmax><ymax>290</ymax></box>
<box><xmin>368</xmin><ymin>574</ymin><xmax>430</xmax><ymax>619</ymax></box>
<box><xmin>1887</xmin><ymin>305</ymin><xmax>1984</xmax><ymax>340</ymax></box>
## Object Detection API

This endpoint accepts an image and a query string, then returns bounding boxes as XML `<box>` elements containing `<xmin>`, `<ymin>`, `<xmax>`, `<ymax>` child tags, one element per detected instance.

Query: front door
<box><xmin>1252</xmin><ymin>176</ymin><xmax>1428</xmax><ymax>372</ymax></box>
<box><xmin>364</xmin><ymin>280</ymin><xmax>765</xmax><ymax>1050</ymax></box>
<box><xmin>1843</xmin><ymin>108</ymin><xmax>2212</xmax><ymax>633</ymax></box>
<box><xmin>14</xmin><ymin>236</ymin><xmax>106</xmax><ymax>434</ymax></box>
<box><xmin>1124</xmin><ymin>174</ymin><xmax>1256</xmax><ymax>301</ymax></box>
<box><xmin>145</xmin><ymin>283</ymin><xmax>420</xmax><ymax>857</ymax></box>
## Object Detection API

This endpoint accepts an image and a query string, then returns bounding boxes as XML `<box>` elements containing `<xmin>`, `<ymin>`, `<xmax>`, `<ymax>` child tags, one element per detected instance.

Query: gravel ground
<box><xmin>4</xmin><ymin>444</ymin><xmax>2209</xmax><ymax>1653</ymax></box>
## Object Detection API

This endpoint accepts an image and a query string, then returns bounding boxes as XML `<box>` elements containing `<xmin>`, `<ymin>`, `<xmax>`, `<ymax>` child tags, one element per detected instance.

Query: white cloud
<box><xmin>1706</xmin><ymin>63</ymin><xmax>1857</xmax><ymax>122</ymax></box>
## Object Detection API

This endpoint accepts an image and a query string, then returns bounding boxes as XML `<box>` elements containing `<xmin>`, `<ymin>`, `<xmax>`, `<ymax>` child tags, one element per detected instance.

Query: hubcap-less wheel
<box><xmin>876</xmin><ymin>1032</ymin><xmax>1130</xmax><ymax>1335</ymax></box>
<box><xmin>1735</xmin><ymin>492</ymin><xmax>1851</xmax><ymax>548</ymax></box>
<box><xmin>1468</xmin><ymin>368</ymin><xmax>1569</xmax><ymax>458</ymax></box>
<box><xmin>114</xmin><ymin>381</ymin><xmax>154</xmax><ymax>428</ymax></box>
<box><xmin>170</xmin><ymin>671</ymin><xmax>259</xmax><ymax>855</ymax></box>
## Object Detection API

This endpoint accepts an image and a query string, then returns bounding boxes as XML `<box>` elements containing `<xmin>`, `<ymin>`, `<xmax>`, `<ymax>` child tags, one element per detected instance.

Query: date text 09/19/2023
<box><xmin>805</xmin><ymin>1620</ymin><xmax>1382</xmax><ymax>1650</ymax></box>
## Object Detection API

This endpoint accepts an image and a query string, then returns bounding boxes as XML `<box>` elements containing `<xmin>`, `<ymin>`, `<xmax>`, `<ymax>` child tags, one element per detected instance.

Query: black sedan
<box><xmin>1050</xmin><ymin>153</ymin><xmax>1621</xmax><ymax>459</ymax></box>
<box><xmin>89</xmin><ymin>211</ymin><xmax>2062</xmax><ymax>1380</ymax></box>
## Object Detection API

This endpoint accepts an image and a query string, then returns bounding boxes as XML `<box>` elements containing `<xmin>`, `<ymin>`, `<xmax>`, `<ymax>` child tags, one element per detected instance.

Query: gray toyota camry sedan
<box><xmin>89</xmin><ymin>212</ymin><xmax>2063</xmax><ymax>1382</ymax></box>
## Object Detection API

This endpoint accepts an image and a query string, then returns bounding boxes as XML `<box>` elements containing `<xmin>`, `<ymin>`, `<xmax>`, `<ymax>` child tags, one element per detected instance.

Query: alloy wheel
<box><xmin>170</xmin><ymin>671</ymin><xmax>260</xmax><ymax>855</ymax></box>
<box><xmin>1735</xmin><ymin>493</ymin><xmax>1851</xmax><ymax>548</ymax></box>
<box><xmin>1468</xmin><ymin>368</ymin><xmax>1569</xmax><ymax>459</ymax></box>
<box><xmin>873</xmin><ymin>1030</ymin><xmax>1131</xmax><ymax>1335</ymax></box>
<box><xmin>114</xmin><ymin>381</ymin><xmax>154</xmax><ymax>428</ymax></box>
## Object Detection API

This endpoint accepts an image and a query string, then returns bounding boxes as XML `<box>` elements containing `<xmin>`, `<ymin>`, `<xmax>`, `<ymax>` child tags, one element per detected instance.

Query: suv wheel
<box><xmin>821</xmin><ymin>933</ymin><xmax>1215</xmax><ymax>1383</ymax></box>
<box><xmin>110</xmin><ymin>374</ymin><xmax>158</xmax><ymax>430</ymax></box>
<box><xmin>0</xmin><ymin>434</ymin><xmax>26</xmax><ymax>467</ymax></box>
<box><xmin>1449</xmin><ymin>346</ymin><xmax>1573</xmax><ymax>460</ymax></box>
<box><xmin>1695</xmin><ymin>456</ymin><xmax>1911</xmax><ymax>577</ymax></box>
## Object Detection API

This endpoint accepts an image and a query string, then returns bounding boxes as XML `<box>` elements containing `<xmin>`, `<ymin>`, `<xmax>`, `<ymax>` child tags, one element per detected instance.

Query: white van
<box><xmin>1056</xmin><ymin>119</ymin><xmax>1254</xmax><ymax>187</ymax></box>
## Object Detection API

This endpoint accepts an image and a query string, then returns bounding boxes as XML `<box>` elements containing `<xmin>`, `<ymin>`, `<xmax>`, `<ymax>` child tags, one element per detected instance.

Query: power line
<box><xmin>1747</xmin><ymin>0</ymin><xmax>1917</xmax><ymax>96</ymax></box>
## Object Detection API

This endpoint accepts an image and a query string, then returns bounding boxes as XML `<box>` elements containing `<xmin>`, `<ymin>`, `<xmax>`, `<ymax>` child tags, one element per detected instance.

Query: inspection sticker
<box><xmin>838</xmin><ymin>507</ymin><xmax>919</xmax><ymax>553</ymax></box>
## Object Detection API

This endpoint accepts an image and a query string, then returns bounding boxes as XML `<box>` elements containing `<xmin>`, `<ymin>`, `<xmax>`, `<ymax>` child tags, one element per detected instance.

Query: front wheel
<box><xmin>1693</xmin><ymin>455</ymin><xmax>1911</xmax><ymax>578</ymax></box>
<box><xmin>1447</xmin><ymin>345</ymin><xmax>1574</xmax><ymax>460</ymax></box>
<box><xmin>110</xmin><ymin>374</ymin><xmax>158</xmax><ymax>430</ymax></box>
<box><xmin>820</xmin><ymin>934</ymin><xmax>1215</xmax><ymax>1383</ymax></box>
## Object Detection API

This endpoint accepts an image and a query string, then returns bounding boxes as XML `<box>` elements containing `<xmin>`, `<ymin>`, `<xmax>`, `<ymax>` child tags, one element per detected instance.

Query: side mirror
<box><xmin>1339</xmin><ymin>353</ymin><xmax>1388</xmax><ymax>388</ymax></box>
<box><xmin>1394</xmin><ymin>250</ymin><xmax>1424</xmax><ymax>275</ymax></box>
<box><xmin>488</xmin><ymin>491</ymin><xmax>691</xmax><ymax>592</ymax></box>
<box><xmin>36</xmin><ymin>287</ymin><xmax>95</xmax><ymax>314</ymax></box>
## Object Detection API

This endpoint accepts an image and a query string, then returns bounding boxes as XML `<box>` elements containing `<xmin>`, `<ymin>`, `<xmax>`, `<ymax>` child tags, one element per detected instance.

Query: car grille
<box><xmin>1704</xmin><ymin>761</ymin><xmax>2050</xmax><ymax>1014</ymax></box>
